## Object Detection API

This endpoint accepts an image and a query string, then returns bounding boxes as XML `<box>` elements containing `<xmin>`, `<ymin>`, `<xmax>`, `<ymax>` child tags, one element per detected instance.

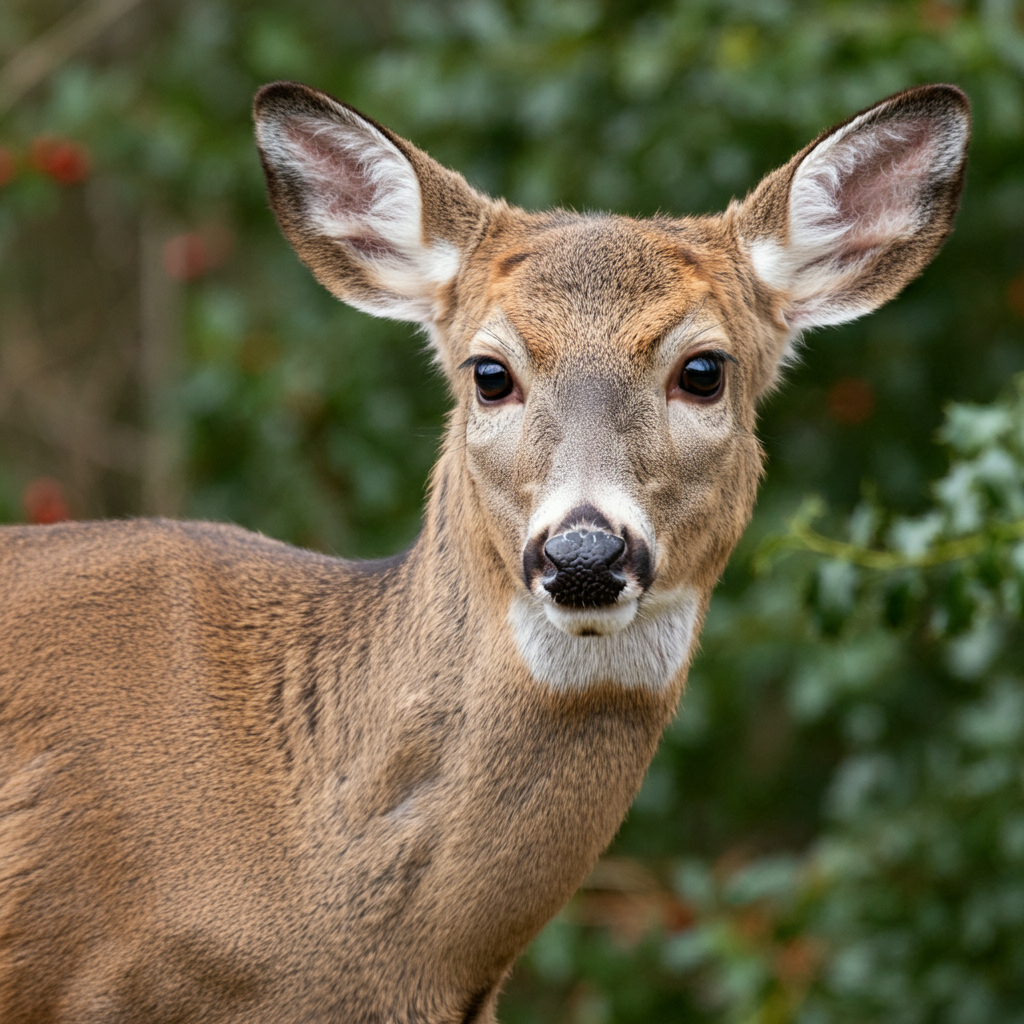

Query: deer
<box><xmin>0</xmin><ymin>82</ymin><xmax>969</xmax><ymax>1023</ymax></box>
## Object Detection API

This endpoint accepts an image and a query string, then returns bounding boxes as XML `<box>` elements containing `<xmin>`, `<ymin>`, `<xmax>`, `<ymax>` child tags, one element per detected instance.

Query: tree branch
<box><xmin>0</xmin><ymin>0</ymin><xmax>144</xmax><ymax>116</ymax></box>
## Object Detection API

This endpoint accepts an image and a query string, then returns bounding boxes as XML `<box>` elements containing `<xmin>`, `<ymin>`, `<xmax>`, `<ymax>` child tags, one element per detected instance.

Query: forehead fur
<box><xmin>470</xmin><ymin>214</ymin><xmax>718</xmax><ymax>365</ymax></box>
<box><xmin>454</xmin><ymin>210</ymin><xmax>778</xmax><ymax>385</ymax></box>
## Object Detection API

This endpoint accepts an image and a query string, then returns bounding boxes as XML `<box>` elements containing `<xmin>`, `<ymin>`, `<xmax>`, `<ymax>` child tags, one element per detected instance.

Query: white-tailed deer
<box><xmin>0</xmin><ymin>83</ymin><xmax>969</xmax><ymax>1022</ymax></box>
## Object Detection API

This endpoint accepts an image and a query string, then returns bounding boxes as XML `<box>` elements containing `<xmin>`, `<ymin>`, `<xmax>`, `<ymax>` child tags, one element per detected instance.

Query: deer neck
<box><xmin>281</xmin><ymin>442</ymin><xmax>679</xmax><ymax>980</ymax></box>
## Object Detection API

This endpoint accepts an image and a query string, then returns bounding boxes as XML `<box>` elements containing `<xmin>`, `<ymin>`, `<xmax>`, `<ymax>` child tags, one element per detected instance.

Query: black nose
<box><xmin>542</xmin><ymin>530</ymin><xmax>627</xmax><ymax>608</ymax></box>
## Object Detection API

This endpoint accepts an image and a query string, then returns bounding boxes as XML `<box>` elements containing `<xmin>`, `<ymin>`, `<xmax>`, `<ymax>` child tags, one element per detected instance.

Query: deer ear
<box><xmin>737</xmin><ymin>84</ymin><xmax>970</xmax><ymax>338</ymax></box>
<box><xmin>254</xmin><ymin>81</ymin><xmax>490</xmax><ymax>326</ymax></box>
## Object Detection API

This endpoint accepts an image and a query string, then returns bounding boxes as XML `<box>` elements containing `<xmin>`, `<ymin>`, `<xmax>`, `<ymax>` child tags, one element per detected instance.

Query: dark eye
<box><xmin>678</xmin><ymin>353</ymin><xmax>724</xmax><ymax>398</ymax></box>
<box><xmin>474</xmin><ymin>360</ymin><xmax>514</xmax><ymax>402</ymax></box>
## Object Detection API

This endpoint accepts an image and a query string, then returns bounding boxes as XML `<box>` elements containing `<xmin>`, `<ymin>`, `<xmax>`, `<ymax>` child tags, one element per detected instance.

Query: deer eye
<box><xmin>474</xmin><ymin>360</ymin><xmax>514</xmax><ymax>402</ymax></box>
<box><xmin>678</xmin><ymin>353</ymin><xmax>724</xmax><ymax>398</ymax></box>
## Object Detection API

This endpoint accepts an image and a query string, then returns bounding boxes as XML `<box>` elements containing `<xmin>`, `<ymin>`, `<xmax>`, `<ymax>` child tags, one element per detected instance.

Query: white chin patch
<box><xmin>542</xmin><ymin>600</ymin><xmax>639</xmax><ymax>636</ymax></box>
<box><xmin>509</xmin><ymin>587</ymin><xmax>701</xmax><ymax>692</ymax></box>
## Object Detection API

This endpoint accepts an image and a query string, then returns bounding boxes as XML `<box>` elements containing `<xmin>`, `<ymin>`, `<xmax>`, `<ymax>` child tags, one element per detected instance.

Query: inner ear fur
<box><xmin>736</xmin><ymin>84</ymin><xmax>970</xmax><ymax>335</ymax></box>
<box><xmin>254</xmin><ymin>81</ymin><xmax>492</xmax><ymax>327</ymax></box>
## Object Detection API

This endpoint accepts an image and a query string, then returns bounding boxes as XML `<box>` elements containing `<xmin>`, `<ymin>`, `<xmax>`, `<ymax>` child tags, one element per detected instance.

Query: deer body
<box><xmin>2</xmin><ymin>515</ymin><xmax>669</xmax><ymax>1022</ymax></box>
<box><xmin>1</xmin><ymin>84</ymin><xmax>969</xmax><ymax>1022</ymax></box>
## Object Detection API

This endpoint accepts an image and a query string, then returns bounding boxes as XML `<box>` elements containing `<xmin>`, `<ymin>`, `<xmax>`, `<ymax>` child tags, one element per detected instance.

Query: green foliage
<box><xmin>1</xmin><ymin>1</ymin><xmax>1022</xmax><ymax>1021</ymax></box>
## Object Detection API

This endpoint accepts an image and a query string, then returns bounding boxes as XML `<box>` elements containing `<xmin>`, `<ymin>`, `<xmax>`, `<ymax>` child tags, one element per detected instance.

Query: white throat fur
<box><xmin>509</xmin><ymin>586</ymin><xmax>701</xmax><ymax>692</ymax></box>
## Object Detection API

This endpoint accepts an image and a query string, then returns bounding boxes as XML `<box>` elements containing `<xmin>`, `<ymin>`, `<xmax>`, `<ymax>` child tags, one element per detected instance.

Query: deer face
<box><xmin>452</xmin><ymin>216</ymin><xmax>765</xmax><ymax>663</ymax></box>
<box><xmin>254</xmin><ymin>80</ymin><xmax>969</xmax><ymax>691</ymax></box>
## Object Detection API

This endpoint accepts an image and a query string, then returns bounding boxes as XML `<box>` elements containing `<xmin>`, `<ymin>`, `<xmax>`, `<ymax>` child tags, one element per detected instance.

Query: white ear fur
<box><xmin>256</xmin><ymin>101</ymin><xmax>460</xmax><ymax>323</ymax></box>
<box><xmin>746</xmin><ymin>91</ymin><xmax>969</xmax><ymax>338</ymax></box>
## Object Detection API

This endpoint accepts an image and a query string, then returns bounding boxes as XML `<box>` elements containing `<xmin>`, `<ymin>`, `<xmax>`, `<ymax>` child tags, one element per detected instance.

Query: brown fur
<box><xmin>0</xmin><ymin>82</ymin><xmax>969</xmax><ymax>1022</ymax></box>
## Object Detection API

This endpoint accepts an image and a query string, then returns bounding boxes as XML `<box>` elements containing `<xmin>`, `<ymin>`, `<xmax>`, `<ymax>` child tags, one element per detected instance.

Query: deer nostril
<box><xmin>542</xmin><ymin>530</ymin><xmax>627</xmax><ymax>608</ymax></box>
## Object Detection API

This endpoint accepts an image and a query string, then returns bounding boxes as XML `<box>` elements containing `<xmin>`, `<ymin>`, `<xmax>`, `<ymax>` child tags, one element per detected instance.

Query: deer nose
<box><xmin>542</xmin><ymin>530</ymin><xmax>627</xmax><ymax>608</ymax></box>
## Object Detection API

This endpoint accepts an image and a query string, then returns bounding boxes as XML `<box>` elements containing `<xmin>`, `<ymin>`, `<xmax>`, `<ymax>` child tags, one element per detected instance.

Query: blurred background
<box><xmin>1</xmin><ymin>0</ymin><xmax>1022</xmax><ymax>1021</ymax></box>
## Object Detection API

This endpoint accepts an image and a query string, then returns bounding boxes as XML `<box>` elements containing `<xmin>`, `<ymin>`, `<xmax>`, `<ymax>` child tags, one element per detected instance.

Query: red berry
<box><xmin>30</xmin><ymin>136</ymin><xmax>91</xmax><ymax>185</ymax></box>
<box><xmin>1007</xmin><ymin>269</ymin><xmax>1024</xmax><ymax>319</ymax></box>
<box><xmin>827</xmin><ymin>377</ymin><xmax>875</xmax><ymax>426</ymax></box>
<box><xmin>163</xmin><ymin>232</ymin><xmax>209</xmax><ymax>282</ymax></box>
<box><xmin>162</xmin><ymin>224</ymin><xmax>235</xmax><ymax>282</ymax></box>
<box><xmin>22</xmin><ymin>478</ymin><xmax>72</xmax><ymax>524</ymax></box>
